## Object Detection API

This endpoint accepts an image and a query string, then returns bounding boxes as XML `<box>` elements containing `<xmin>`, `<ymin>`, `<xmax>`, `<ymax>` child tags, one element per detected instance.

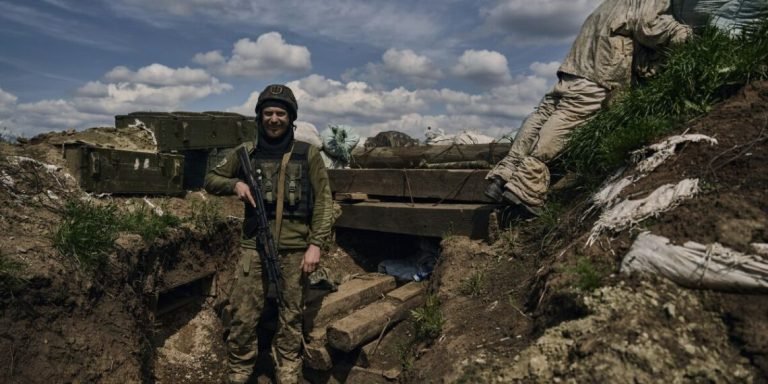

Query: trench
<box><xmin>143</xmin><ymin>225</ymin><xmax>439</xmax><ymax>383</ymax></box>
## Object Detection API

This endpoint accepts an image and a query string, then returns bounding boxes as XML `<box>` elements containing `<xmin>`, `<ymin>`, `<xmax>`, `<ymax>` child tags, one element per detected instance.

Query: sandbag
<box><xmin>294</xmin><ymin>121</ymin><xmax>323</xmax><ymax>148</ymax></box>
<box><xmin>321</xmin><ymin>124</ymin><xmax>360</xmax><ymax>169</ymax></box>
<box><xmin>622</xmin><ymin>232</ymin><xmax>768</xmax><ymax>292</ymax></box>
<box><xmin>424</xmin><ymin>126</ymin><xmax>495</xmax><ymax>145</ymax></box>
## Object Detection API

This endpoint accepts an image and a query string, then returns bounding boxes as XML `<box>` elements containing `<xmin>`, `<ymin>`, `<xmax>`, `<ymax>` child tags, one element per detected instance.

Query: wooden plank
<box><xmin>349</xmin><ymin>143</ymin><xmax>511</xmax><ymax>169</ymax></box>
<box><xmin>385</xmin><ymin>282</ymin><xmax>424</xmax><ymax>303</ymax></box>
<box><xmin>304</xmin><ymin>330</ymin><xmax>334</xmax><ymax>371</ymax></box>
<box><xmin>327</xmin><ymin>284</ymin><xmax>426</xmax><ymax>352</ymax></box>
<box><xmin>334</xmin><ymin>202</ymin><xmax>497</xmax><ymax>239</ymax></box>
<box><xmin>304</xmin><ymin>274</ymin><xmax>397</xmax><ymax>330</ymax></box>
<box><xmin>329</xmin><ymin>169</ymin><xmax>493</xmax><ymax>203</ymax></box>
<box><xmin>334</xmin><ymin>192</ymin><xmax>369</xmax><ymax>201</ymax></box>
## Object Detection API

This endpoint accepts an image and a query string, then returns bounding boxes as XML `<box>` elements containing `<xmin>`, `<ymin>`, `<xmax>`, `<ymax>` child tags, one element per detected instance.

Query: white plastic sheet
<box><xmin>588</xmin><ymin>179</ymin><xmax>700</xmax><ymax>246</ymax></box>
<box><xmin>294</xmin><ymin>122</ymin><xmax>323</xmax><ymax>148</ymax></box>
<box><xmin>622</xmin><ymin>232</ymin><xmax>768</xmax><ymax>292</ymax></box>
<box><xmin>671</xmin><ymin>0</ymin><xmax>768</xmax><ymax>34</ymax></box>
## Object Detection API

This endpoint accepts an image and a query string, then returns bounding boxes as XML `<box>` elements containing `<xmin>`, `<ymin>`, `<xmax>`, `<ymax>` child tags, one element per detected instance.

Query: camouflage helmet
<box><xmin>255</xmin><ymin>84</ymin><xmax>298</xmax><ymax>121</ymax></box>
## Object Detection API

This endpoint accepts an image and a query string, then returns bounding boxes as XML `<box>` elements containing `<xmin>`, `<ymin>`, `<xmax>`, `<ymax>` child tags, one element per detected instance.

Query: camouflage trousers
<box><xmin>225</xmin><ymin>247</ymin><xmax>306</xmax><ymax>384</ymax></box>
<box><xmin>487</xmin><ymin>74</ymin><xmax>607</xmax><ymax>206</ymax></box>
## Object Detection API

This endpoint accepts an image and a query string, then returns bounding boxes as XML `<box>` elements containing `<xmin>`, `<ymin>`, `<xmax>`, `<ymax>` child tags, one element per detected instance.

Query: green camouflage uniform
<box><xmin>205</xmin><ymin>140</ymin><xmax>333</xmax><ymax>384</ymax></box>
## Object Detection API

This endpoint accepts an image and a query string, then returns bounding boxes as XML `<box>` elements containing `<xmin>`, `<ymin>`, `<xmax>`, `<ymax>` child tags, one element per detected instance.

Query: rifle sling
<box><xmin>274</xmin><ymin>143</ymin><xmax>294</xmax><ymax>246</ymax></box>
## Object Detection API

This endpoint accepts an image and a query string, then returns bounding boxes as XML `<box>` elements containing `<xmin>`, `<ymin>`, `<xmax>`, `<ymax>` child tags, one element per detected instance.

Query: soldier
<box><xmin>205</xmin><ymin>84</ymin><xmax>334</xmax><ymax>384</ymax></box>
<box><xmin>485</xmin><ymin>0</ymin><xmax>692</xmax><ymax>213</ymax></box>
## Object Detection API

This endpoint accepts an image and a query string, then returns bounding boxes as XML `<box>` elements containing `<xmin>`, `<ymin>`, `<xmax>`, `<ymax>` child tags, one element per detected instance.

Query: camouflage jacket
<box><xmin>558</xmin><ymin>0</ymin><xmax>691</xmax><ymax>90</ymax></box>
<box><xmin>204</xmin><ymin>140</ymin><xmax>333</xmax><ymax>251</ymax></box>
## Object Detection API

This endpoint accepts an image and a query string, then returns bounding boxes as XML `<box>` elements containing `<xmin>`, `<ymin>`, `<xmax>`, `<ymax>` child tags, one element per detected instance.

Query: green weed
<box><xmin>569</xmin><ymin>256</ymin><xmax>610</xmax><ymax>292</ymax></box>
<box><xmin>120</xmin><ymin>202</ymin><xmax>181</xmax><ymax>242</ymax></box>
<box><xmin>459</xmin><ymin>270</ymin><xmax>486</xmax><ymax>297</ymax></box>
<box><xmin>395</xmin><ymin>341</ymin><xmax>417</xmax><ymax>370</ymax></box>
<box><xmin>54</xmin><ymin>200</ymin><xmax>121</xmax><ymax>271</ymax></box>
<box><xmin>565</xmin><ymin>20</ymin><xmax>768</xmax><ymax>183</ymax></box>
<box><xmin>411</xmin><ymin>294</ymin><xmax>444</xmax><ymax>341</ymax></box>
<box><xmin>189</xmin><ymin>198</ymin><xmax>224</xmax><ymax>235</ymax></box>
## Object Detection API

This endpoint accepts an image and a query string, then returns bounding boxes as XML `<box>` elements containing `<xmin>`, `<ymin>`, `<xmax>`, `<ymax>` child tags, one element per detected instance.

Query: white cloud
<box><xmin>6</xmin><ymin>98</ymin><xmax>110</xmax><ymax>136</ymax></box>
<box><xmin>482</xmin><ymin>0</ymin><xmax>602</xmax><ymax>44</ymax></box>
<box><xmin>382</xmin><ymin>49</ymin><xmax>442</xmax><ymax>80</ymax></box>
<box><xmin>452</xmin><ymin>49</ymin><xmax>511</xmax><ymax>85</ymax></box>
<box><xmin>194</xmin><ymin>32</ymin><xmax>311</xmax><ymax>77</ymax></box>
<box><xmin>72</xmin><ymin>81</ymin><xmax>232</xmax><ymax>115</ymax></box>
<box><xmin>1</xmin><ymin>63</ymin><xmax>233</xmax><ymax>136</ymax></box>
<box><xmin>104</xmin><ymin>64</ymin><xmax>214</xmax><ymax>86</ymax></box>
<box><xmin>341</xmin><ymin>48</ymin><xmax>443</xmax><ymax>88</ymax></box>
<box><xmin>228</xmin><ymin>66</ymin><xmax>553</xmax><ymax>140</ymax></box>
<box><xmin>192</xmin><ymin>50</ymin><xmax>226</xmax><ymax>66</ymax></box>
<box><xmin>529</xmin><ymin>61</ymin><xmax>561</xmax><ymax>78</ymax></box>
<box><xmin>0</xmin><ymin>88</ymin><xmax>18</xmax><ymax>115</ymax></box>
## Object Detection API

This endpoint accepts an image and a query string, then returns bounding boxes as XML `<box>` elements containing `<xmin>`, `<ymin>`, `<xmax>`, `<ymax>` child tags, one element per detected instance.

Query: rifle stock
<box><xmin>236</xmin><ymin>146</ymin><xmax>284</xmax><ymax>303</ymax></box>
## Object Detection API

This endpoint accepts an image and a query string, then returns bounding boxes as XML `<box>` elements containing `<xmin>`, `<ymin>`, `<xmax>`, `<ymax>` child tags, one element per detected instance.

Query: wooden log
<box><xmin>327</xmin><ymin>283</ymin><xmax>426</xmax><ymax>352</ymax></box>
<box><xmin>329</xmin><ymin>169</ymin><xmax>494</xmax><ymax>203</ymax></box>
<box><xmin>334</xmin><ymin>202</ymin><xmax>498</xmax><ymax>239</ymax></box>
<box><xmin>357</xmin><ymin>321</ymin><xmax>410</xmax><ymax>369</ymax></box>
<box><xmin>349</xmin><ymin>143</ymin><xmax>511</xmax><ymax>169</ymax></box>
<box><xmin>304</xmin><ymin>274</ymin><xmax>397</xmax><ymax>330</ymax></box>
<box><xmin>304</xmin><ymin>328</ymin><xmax>333</xmax><ymax>371</ymax></box>
<box><xmin>303</xmin><ymin>274</ymin><xmax>398</xmax><ymax>371</ymax></box>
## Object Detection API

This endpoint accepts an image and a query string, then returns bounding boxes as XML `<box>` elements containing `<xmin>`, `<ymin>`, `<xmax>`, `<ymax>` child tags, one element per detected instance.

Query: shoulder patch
<box><xmin>216</xmin><ymin>157</ymin><xmax>228</xmax><ymax>168</ymax></box>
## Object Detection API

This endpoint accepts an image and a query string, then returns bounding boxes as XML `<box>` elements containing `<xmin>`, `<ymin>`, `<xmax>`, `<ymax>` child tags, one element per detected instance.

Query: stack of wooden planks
<box><xmin>303</xmin><ymin>273</ymin><xmax>426</xmax><ymax>381</ymax></box>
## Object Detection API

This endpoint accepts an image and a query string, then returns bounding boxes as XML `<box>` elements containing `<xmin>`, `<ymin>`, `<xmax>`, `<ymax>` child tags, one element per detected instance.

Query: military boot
<box><xmin>501</xmin><ymin>190</ymin><xmax>543</xmax><ymax>217</ymax></box>
<box><xmin>484</xmin><ymin>177</ymin><xmax>505</xmax><ymax>202</ymax></box>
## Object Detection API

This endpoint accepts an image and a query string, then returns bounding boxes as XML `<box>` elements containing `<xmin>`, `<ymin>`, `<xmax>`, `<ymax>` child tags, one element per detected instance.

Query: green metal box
<box><xmin>115</xmin><ymin>111</ymin><xmax>255</xmax><ymax>152</ymax></box>
<box><xmin>64</xmin><ymin>144</ymin><xmax>185</xmax><ymax>195</ymax></box>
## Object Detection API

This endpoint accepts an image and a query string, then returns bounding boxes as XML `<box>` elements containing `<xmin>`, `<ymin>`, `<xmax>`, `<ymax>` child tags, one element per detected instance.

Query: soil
<box><xmin>0</xmin><ymin>81</ymin><xmax>767</xmax><ymax>383</ymax></box>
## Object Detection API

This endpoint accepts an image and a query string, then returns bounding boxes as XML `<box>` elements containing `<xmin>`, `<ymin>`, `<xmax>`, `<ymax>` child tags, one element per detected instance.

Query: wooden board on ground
<box><xmin>349</xmin><ymin>143</ymin><xmax>511</xmax><ymax>169</ymax></box>
<box><xmin>329</xmin><ymin>169</ymin><xmax>493</xmax><ymax>203</ymax></box>
<box><xmin>334</xmin><ymin>202</ymin><xmax>497</xmax><ymax>239</ymax></box>
<box><xmin>327</xmin><ymin>282</ymin><xmax>426</xmax><ymax>352</ymax></box>
<box><xmin>304</xmin><ymin>274</ymin><xmax>397</xmax><ymax>330</ymax></box>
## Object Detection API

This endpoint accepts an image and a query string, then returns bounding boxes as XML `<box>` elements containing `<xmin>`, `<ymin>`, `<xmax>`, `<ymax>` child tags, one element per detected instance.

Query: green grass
<box><xmin>411</xmin><ymin>294</ymin><xmax>444</xmax><ymax>342</ymax></box>
<box><xmin>54</xmin><ymin>200</ymin><xmax>121</xmax><ymax>272</ymax></box>
<box><xmin>564</xmin><ymin>20</ymin><xmax>768</xmax><ymax>184</ymax></box>
<box><xmin>53</xmin><ymin>199</ymin><xmax>181</xmax><ymax>272</ymax></box>
<box><xmin>120</xmin><ymin>202</ymin><xmax>181</xmax><ymax>242</ymax></box>
<box><xmin>459</xmin><ymin>270</ymin><xmax>485</xmax><ymax>297</ymax></box>
<box><xmin>189</xmin><ymin>198</ymin><xmax>224</xmax><ymax>235</ymax></box>
<box><xmin>568</xmin><ymin>256</ymin><xmax>610</xmax><ymax>292</ymax></box>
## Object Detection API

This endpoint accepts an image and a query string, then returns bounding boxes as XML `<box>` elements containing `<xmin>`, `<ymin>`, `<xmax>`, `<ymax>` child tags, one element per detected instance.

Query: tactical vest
<box><xmin>242</xmin><ymin>141</ymin><xmax>313</xmax><ymax>221</ymax></box>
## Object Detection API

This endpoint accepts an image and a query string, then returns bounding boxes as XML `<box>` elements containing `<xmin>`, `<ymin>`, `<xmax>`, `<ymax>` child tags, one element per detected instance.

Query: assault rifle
<box><xmin>236</xmin><ymin>146</ymin><xmax>284</xmax><ymax>303</ymax></box>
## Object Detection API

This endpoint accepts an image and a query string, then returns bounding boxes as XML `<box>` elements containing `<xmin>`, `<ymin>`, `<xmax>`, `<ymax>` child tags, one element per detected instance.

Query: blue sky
<box><xmin>0</xmin><ymin>0</ymin><xmax>601</xmax><ymax>140</ymax></box>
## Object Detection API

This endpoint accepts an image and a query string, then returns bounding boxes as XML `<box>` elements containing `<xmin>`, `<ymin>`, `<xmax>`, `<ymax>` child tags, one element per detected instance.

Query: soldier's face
<box><xmin>261</xmin><ymin>106</ymin><xmax>290</xmax><ymax>139</ymax></box>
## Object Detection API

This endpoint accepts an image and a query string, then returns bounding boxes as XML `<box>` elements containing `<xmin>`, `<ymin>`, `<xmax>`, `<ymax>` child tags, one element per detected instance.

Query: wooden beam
<box><xmin>334</xmin><ymin>202</ymin><xmax>497</xmax><ymax>239</ymax></box>
<box><xmin>327</xmin><ymin>283</ymin><xmax>426</xmax><ymax>352</ymax></box>
<box><xmin>349</xmin><ymin>143</ymin><xmax>511</xmax><ymax>169</ymax></box>
<box><xmin>304</xmin><ymin>274</ymin><xmax>397</xmax><ymax>330</ymax></box>
<box><xmin>329</xmin><ymin>169</ymin><xmax>494</xmax><ymax>203</ymax></box>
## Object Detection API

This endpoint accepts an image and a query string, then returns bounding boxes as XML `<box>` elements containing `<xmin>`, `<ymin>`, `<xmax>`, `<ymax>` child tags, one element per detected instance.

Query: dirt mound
<box><xmin>407</xmin><ymin>81</ymin><xmax>768</xmax><ymax>382</ymax></box>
